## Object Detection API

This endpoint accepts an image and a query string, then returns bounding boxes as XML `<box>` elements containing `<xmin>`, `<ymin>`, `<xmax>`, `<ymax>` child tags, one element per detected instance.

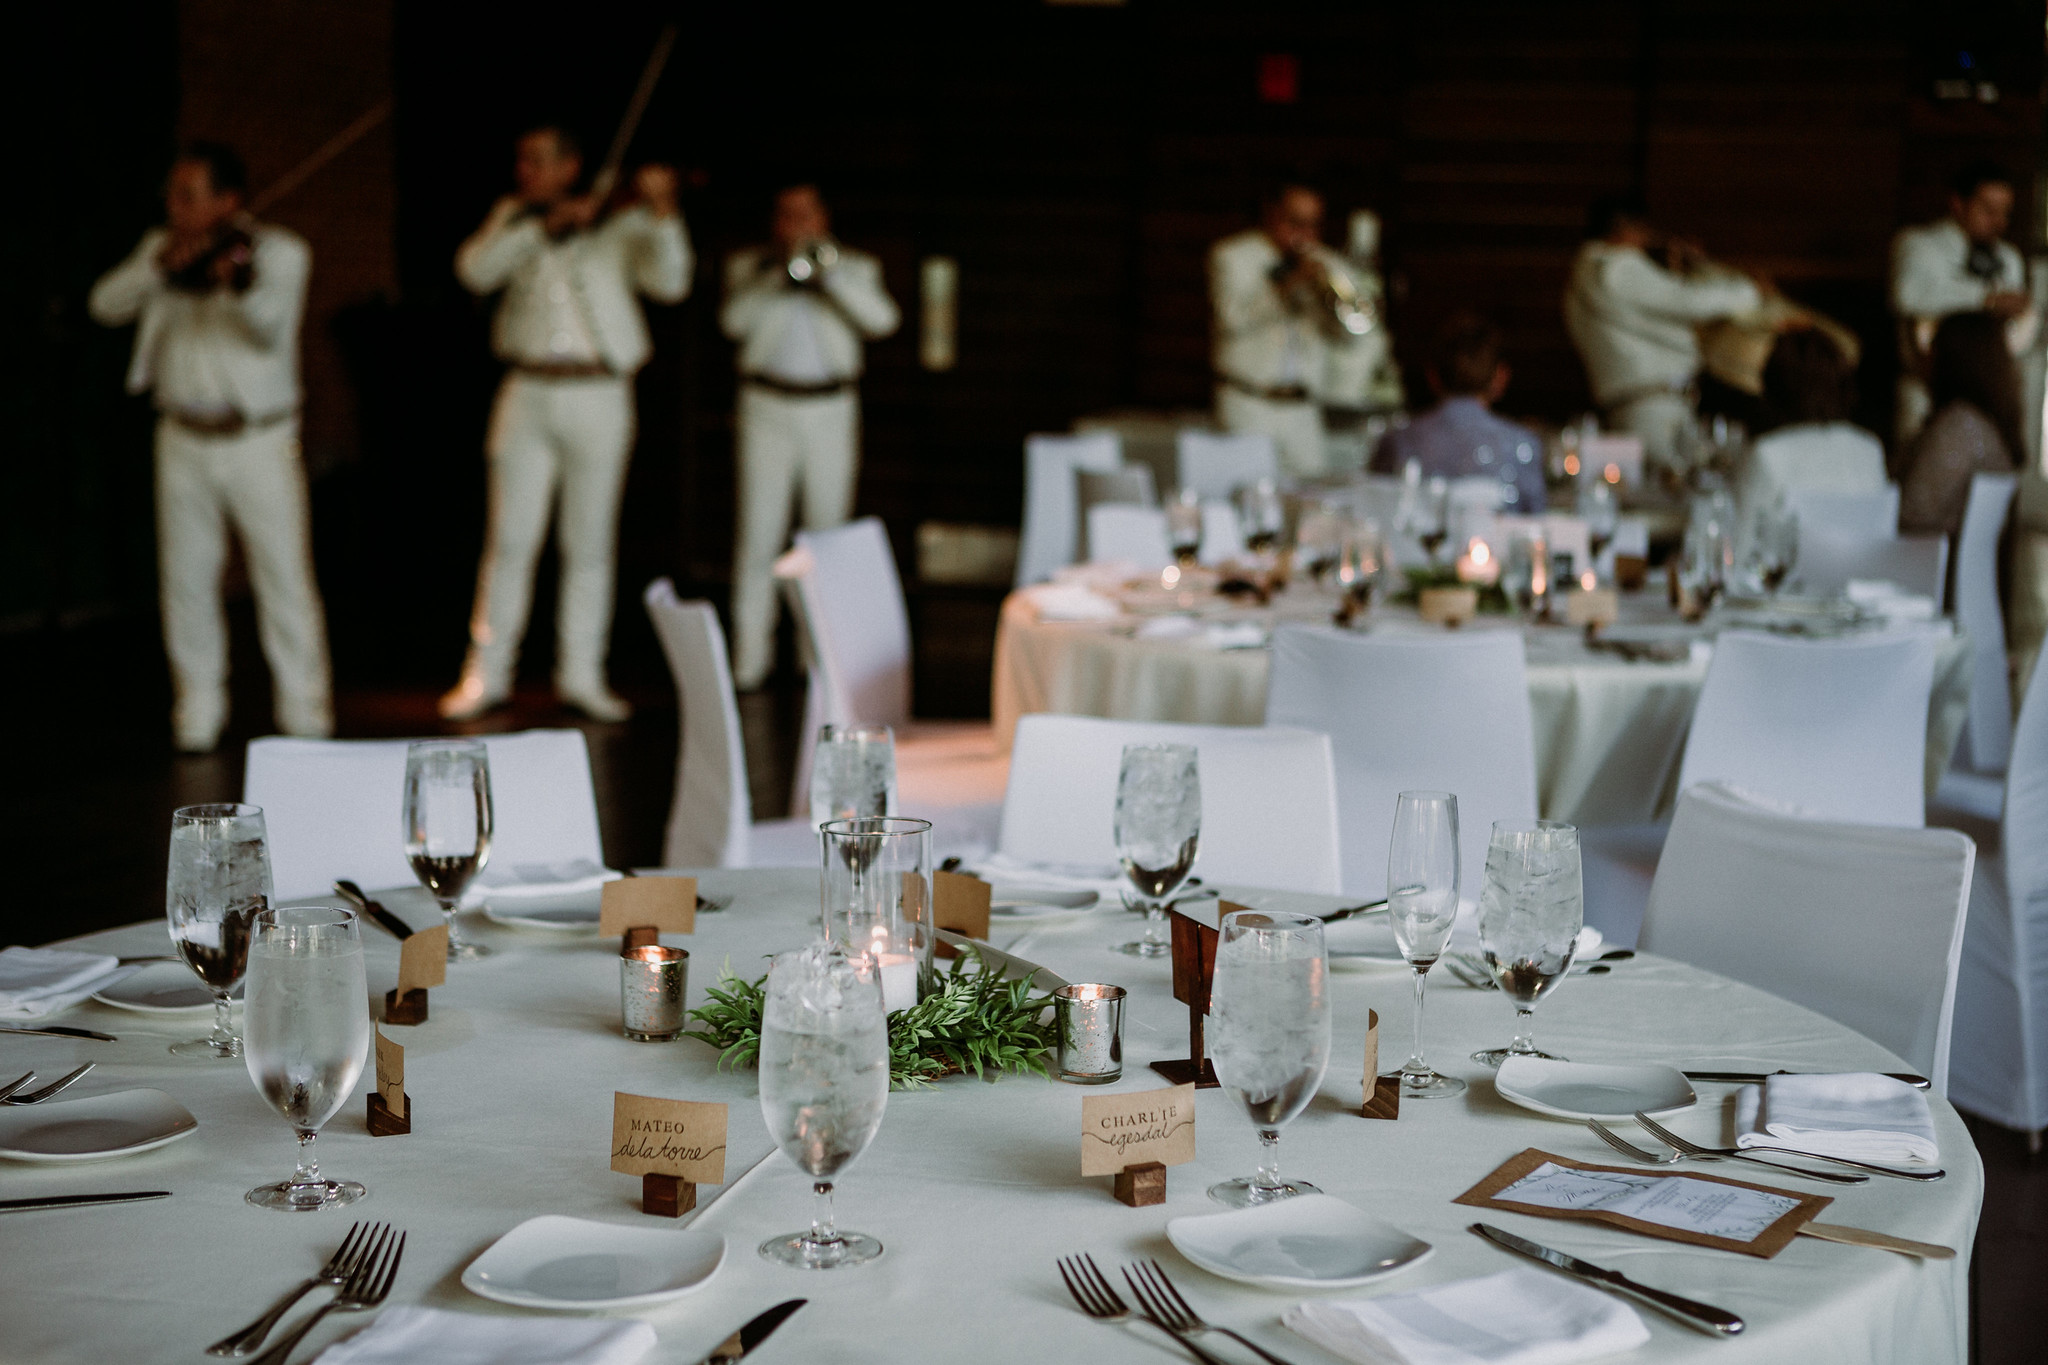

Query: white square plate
<box><xmin>1167</xmin><ymin>1194</ymin><xmax>1433</xmax><ymax>1289</ymax></box>
<box><xmin>462</xmin><ymin>1215</ymin><xmax>725</xmax><ymax>1310</ymax></box>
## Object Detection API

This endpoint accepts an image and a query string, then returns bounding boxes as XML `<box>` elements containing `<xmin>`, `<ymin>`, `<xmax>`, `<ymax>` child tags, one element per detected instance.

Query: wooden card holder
<box><xmin>383</xmin><ymin>987</ymin><xmax>428</xmax><ymax>1026</ymax></box>
<box><xmin>366</xmin><ymin>1091</ymin><xmax>410</xmax><ymax>1136</ymax></box>
<box><xmin>621</xmin><ymin>925</ymin><xmax>660</xmax><ymax>953</ymax></box>
<box><xmin>642</xmin><ymin>1173</ymin><xmax>696</xmax><ymax>1217</ymax></box>
<box><xmin>1150</xmin><ymin>906</ymin><xmax>1222</xmax><ymax>1089</ymax></box>
<box><xmin>1360</xmin><ymin>1008</ymin><xmax>1400</xmax><ymax>1120</ymax></box>
<box><xmin>1113</xmin><ymin>1161</ymin><xmax>1167</xmax><ymax>1207</ymax></box>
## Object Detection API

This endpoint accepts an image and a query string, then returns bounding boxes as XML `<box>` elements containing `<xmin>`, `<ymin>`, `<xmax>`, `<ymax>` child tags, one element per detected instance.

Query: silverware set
<box><xmin>1058</xmin><ymin>1253</ymin><xmax>1298</xmax><ymax>1365</ymax></box>
<box><xmin>0</xmin><ymin>1065</ymin><xmax>94</xmax><ymax>1105</ymax></box>
<box><xmin>207</xmin><ymin>1221</ymin><xmax>405</xmax><ymax>1363</ymax></box>
<box><xmin>1588</xmin><ymin>1112</ymin><xmax>1942</xmax><ymax>1183</ymax></box>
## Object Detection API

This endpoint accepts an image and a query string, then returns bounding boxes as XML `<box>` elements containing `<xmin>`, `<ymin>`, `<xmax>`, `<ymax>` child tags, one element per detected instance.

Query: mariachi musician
<box><xmin>439</xmin><ymin>124</ymin><xmax>692</xmax><ymax>722</ymax></box>
<box><xmin>88</xmin><ymin>141</ymin><xmax>333</xmax><ymax>754</ymax></box>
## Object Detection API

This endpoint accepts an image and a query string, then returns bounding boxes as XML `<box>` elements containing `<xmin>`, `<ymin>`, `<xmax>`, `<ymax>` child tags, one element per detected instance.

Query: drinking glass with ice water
<box><xmin>1112</xmin><ymin>743</ymin><xmax>1200</xmax><ymax>958</ymax></box>
<box><xmin>166</xmin><ymin>804</ymin><xmax>272</xmax><ymax>1060</ymax></box>
<box><xmin>243</xmin><ymin>905</ymin><xmax>370</xmax><ymax>1211</ymax></box>
<box><xmin>402</xmin><ymin>739</ymin><xmax>492</xmax><ymax>961</ymax></box>
<box><xmin>758</xmin><ymin>945</ymin><xmax>890</xmax><ymax>1269</ymax></box>
<box><xmin>810</xmin><ymin>725</ymin><xmax>896</xmax><ymax>830</ymax></box>
<box><xmin>1207</xmin><ymin>910</ymin><xmax>1331</xmax><ymax>1207</ymax></box>
<box><xmin>1387</xmin><ymin>791</ymin><xmax>1464</xmax><ymax>1098</ymax></box>
<box><xmin>1472</xmin><ymin>820</ymin><xmax>1583</xmax><ymax>1067</ymax></box>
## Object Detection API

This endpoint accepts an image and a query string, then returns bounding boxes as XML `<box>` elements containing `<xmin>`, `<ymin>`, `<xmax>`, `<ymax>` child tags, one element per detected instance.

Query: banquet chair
<box><xmin>1785</xmin><ymin>484</ymin><xmax>1899</xmax><ymax>540</ymax></box>
<box><xmin>1084</xmin><ymin>505</ymin><xmax>1172</xmax><ymax>569</ymax></box>
<box><xmin>1263</xmin><ymin>625</ymin><xmax>1538</xmax><ymax>900</ymax></box>
<box><xmin>1677</xmin><ymin>630</ymin><xmax>1935</xmax><ymax>827</ymax></box>
<box><xmin>1075</xmin><ymin>466</ymin><xmax>1156</xmax><ymax>561</ymax></box>
<box><xmin>999</xmin><ymin>714</ymin><xmax>1341</xmax><ymax>894</ymax></box>
<box><xmin>1796</xmin><ymin>531</ymin><xmax>1948</xmax><ymax>602</ymax></box>
<box><xmin>1641</xmin><ymin>781</ymin><xmax>1974</xmax><ymax>1094</ymax></box>
<box><xmin>244</xmin><ymin>729</ymin><xmax>606</xmax><ymax>902</ymax></box>
<box><xmin>641</xmin><ymin>580</ymin><xmax>815</xmax><ymax>868</ymax></box>
<box><xmin>1176</xmin><ymin>430</ymin><xmax>1278</xmax><ymax>500</ymax></box>
<box><xmin>1947</xmin><ymin>651</ymin><xmax>2048</xmax><ymax>1141</ymax></box>
<box><xmin>1198</xmin><ymin>501</ymin><xmax>1246</xmax><ymax>564</ymax></box>
<box><xmin>1015</xmin><ymin>432</ymin><xmax>1123</xmax><ymax>587</ymax></box>
<box><xmin>1955</xmin><ymin>472</ymin><xmax>2018</xmax><ymax>772</ymax></box>
<box><xmin>1739</xmin><ymin>422</ymin><xmax>1887</xmax><ymax>516</ymax></box>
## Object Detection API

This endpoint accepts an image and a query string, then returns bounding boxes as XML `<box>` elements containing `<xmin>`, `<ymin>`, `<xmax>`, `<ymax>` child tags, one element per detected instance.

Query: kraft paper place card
<box><xmin>1081</xmin><ymin>1083</ymin><xmax>1197</xmax><ymax>1177</ymax></box>
<box><xmin>600</xmin><ymin>876</ymin><xmax>698</xmax><ymax>937</ymax></box>
<box><xmin>395</xmin><ymin>924</ymin><xmax>448</xmax><ymax>996</ymax></box>
<box><xmin>934</xmin><ymin>870</ymin><xmax>992</xmax><ymax>940</ymax></box>
<box><xmin>610</xmin><ymin>1093</ymin><xmax>728</xmax><ymax>1184</ymax></box>
<box><xmin>1454</xmin><ymin>1149</ymin><xmax>1830</xmax><ymax>1258</ymax></box>
<box><xmin>374</xmin><ymin>1029</ymin><xmax>405</xmax><ymax>1116</ymax></box>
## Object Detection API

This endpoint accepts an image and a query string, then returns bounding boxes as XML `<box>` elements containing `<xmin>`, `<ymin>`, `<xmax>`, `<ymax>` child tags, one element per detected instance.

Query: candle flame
<box><xmin>1603</xmin><ymin>463</ymin><xmax>1622</xmax><ymax>485</ymax></box>
<box><xmin>1580</xmin><ymin>570</ymin><xmax>1598</xmax><ymax>591</ymax></box>
<box><xmin>1161</xmin><ymin>564</ymin><xmax>1181</xmax><ymax>588</ymax></box>
<box><xmin>1469</xmin><ymin>539</ymin><xmax>1491</xmax><ymax>566</ymax></box>
<box><xmin>1563</xmin><ymin>453</ymin><xmax>1581</xmax><ymax>477</ymax></box>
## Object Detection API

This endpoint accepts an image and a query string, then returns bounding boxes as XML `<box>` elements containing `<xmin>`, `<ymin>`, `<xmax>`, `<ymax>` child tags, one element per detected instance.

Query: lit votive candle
<box><xmin>877</xmin><ymin>952</ymin><xmax>918</xmax><ymax>1013</ymax></box>
<box><xmin>620</xmin><ymin>945</ymin><xmax>688</xmax><ymax>1042</ymax></box>
<box><xmin>1054</xmin><ymin>983</ymin><xmax>1127</xmax><ymax>1084</ymax></box>
<box><xmin>1454</xmin><ymin>537</ymin><xmax>1500</xmax><ymax>586</ymax></box>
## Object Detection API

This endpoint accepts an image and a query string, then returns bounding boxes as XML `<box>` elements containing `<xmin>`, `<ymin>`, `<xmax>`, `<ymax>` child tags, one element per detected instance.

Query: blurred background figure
<box><xmin>1740</xmin><ymin>328</ymin><xmax>1883</xmax><ymax>515</ymax></box>
<box><xmin>1899</xmin><ymin>310</ymin><xmax>2022</xmax><ymax>542</ymax></box>
<box><xmin>1210</xmin><ymin>183</ymin><xmax>1371</xmax><ymax>479</ymax></box>
<box><xmin>1371</xmin><ymin>312</ymin><xmax>1544</xmax><ymax>512</ymax></box>
<box><xmin>88</xmin><ymin>141</ymin><xmax>331</xmax><ymax>754</ymax></box>
<box><xmin>723</xmin><ymin>184</ymin><xmax>900</xmax><ymax>691</ymax></box>
<box><xmin>439</xmin><ymin>125</ymin><xmax>692</xmax><ymax>723</ymax></box>
<box><xmin>1890</xmin><ymin>160</ymin><xmax>2033</xmax><ymax>450</ymax></box>
<box><xmin>1563</xmin><ymin>192</ymin><xmax>1761</xmax><ymax>483</ymax></box>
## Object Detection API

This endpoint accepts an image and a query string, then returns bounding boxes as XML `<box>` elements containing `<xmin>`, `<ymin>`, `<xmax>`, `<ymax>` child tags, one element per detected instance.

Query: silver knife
<box><xmin>1469</xmin><ymin>1224</ymin><xmax>1744</xmax><ymax>1336</ymax></box>
<box><xmin>0</xmin><ymin>1191</ymin><xmax>171</xmax><ymax>1212</ymax></box>
<box><xmin>698</xmin><ymin>1299</ymin><xmax>805</xmax><ymax>1364</ymax></box>
<box><xmin>0</xmin><ymin>1026</ymin><xmax>118</xmax><ymax>1042</ymax></box>
<box><xmin>1683</xmin><ymin>1069</ymin><xmax>1931</xmax><ymax>1090</ymax></box>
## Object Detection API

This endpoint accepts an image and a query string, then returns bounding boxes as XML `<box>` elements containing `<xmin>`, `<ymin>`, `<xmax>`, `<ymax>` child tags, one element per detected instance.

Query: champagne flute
<box><xmin>758</xmin><ymin>945</ymin><xmax>890</xmax><ymax>1269</ymax></box>
<box><xmin>1239</xmin><ymin>479</ymin><xmax>1285</xmax><ymax>556</ymax></box>
<box><xmin>166</xmin><ymin>804</ymin><xmax>271</xmax><ymax>1059</ymax></box>
<box><xmin>1208</xmin><ymin>910</ymin><xmax>1331</xmax><ymax>1207</ymax></box>
<box><xmin>1112</xmin><ymin>743</ymin><xmax>1200</xmax><ymax>958</ymax></box>
<box><xmin>1583</xmin><ymin>477</ymin><xmax>1618</xmax><ymax>569</ymax></box>
<box><xmin>1471</xmin><ymin>820</ymin><xmax>1583</xmax><ymax>1067</ymax></box>
<box><xmin>243</xmin><ymin>904</ymin><xmax>371</xmax><ymax>1211</ymax></box>
<box><xmin>1167</xmin><ymin>488</ymin><xmax>1204</xmax><ymax>568</ymax></box>
<box><xmin>402</xmin><ymin>739</ymin><xmax>492</xmax><ymax>961</ymax></box>
<box><xmin>1333</xmin><ymin>519</ymin><xmax>1383</xmax><ymax>628</ymax></box>
<box><xmin>810</xmin><ymin>725</ymin><xmax>896</xmax><ymax>830</ymax></box>
<box><xmin>1417</xmin><ymin>475</ymin><xmax>1450</xmax><ymax>565</ymax></box>
<box><xmin>1387</xmin><ymin>791</ymin><xmax>1464</xmax><ymax>1099</ymax></box>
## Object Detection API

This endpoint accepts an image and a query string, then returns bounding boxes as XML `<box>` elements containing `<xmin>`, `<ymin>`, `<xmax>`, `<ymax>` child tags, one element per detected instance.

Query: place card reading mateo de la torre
<box><xmin>612</xmin><ymin>1092</ymin><xmax>727</xmax><ymax>1217</ymax></box>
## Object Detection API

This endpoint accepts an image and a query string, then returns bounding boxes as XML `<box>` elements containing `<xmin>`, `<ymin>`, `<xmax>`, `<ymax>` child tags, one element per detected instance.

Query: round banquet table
<box><xmin>7</xmin><ymin>872</ymin><xmax>1978</xmax><ymax>1365</ymax></box>
<box><xmin>991</xmin><ymin>587</ymin><xmax>1974</xmax><ymax>825</ymax></box>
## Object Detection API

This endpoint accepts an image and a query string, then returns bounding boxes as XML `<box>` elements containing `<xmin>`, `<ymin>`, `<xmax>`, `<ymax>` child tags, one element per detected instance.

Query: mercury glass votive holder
<box><xmin>1054</xmin><ymin>983</ymin><xmax>1126</xmax><ymax>1084</ymax></box>
<box><xmin>621</xmin><ymin>945</ymin><xmax>688</xmax><ymax>1041</ymax></box>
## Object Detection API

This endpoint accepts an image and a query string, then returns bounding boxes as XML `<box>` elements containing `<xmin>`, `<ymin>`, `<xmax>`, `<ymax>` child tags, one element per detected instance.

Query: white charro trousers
<box><xmin>154</xmin><ymin>417</ymin><xmax>332</xmax><ymax>741</ymax></box>
<box><xmin>460</xmin><ymin>374</ymin><xmax>635</xmax><ymax>691</ymax></box>
<box><xmin>730</xmin><ymin>385</ymin><xmax>859</xmax><ymax>689</ymax></box>
<box><xmin>1216</xmin><ymin>385</ymin><xmax>1328</xmax><ymax>479</ymax></box>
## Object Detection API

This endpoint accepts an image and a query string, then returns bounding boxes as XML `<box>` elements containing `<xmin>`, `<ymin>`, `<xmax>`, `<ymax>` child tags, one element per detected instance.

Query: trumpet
<box><xmin>785</xmin><ymin>237</ymin><xmax>840</xmax><ymax>285</ymax></box>
<box><xmin>1276</xmin><ymin>251</ymin><xmax>1377</xmax><ymax>338</ymax></box>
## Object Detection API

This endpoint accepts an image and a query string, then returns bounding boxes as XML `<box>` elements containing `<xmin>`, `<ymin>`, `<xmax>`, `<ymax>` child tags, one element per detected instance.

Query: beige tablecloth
<box><xmin>993</xmin><ymin>590</ymin><xmax>1972</xmax><ymax>825</ymax></box>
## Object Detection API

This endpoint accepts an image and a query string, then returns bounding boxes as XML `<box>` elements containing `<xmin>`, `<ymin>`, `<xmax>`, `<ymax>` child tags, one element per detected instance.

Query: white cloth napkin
<box><xmin>314</xmin><ymin>1307</ymin><xmax>655</xmax><ymax>1365</ymax></box>
<box><xmin>1734</xmin><ymin>1072</ymin><xmax>1939</xmax><ymax>1165</ymax></box>
<box><xmin>1285</xmin><ymin>1267</ymin><xmax>1649</xmax><ymax>1365</ymax></box>
<box><xmin>1028</xmin><ymin>582</ymin><xmax>1123</xmax><ymax>621</ymax></box>
<box><xmin>468</xmin><ymin>859</ymin><xmax>621</xmax><ymax>904</ymax></box>
<box><xmin>968</xmin><ymin>851</ymin><xmax>1127</xmax><ymax>902</ymax></box>
<box><xmin>0</xmin><ymin>946</ymin><xmax>130</xmax><ymax>1020</ymax></box>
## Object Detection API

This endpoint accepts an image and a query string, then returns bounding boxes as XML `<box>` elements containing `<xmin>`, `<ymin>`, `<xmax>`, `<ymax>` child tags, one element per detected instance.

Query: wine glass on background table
<box><xmin>811</xmin><ymin>725</ymin><xmax>896</xmax><ymax>830</ymax></box>
<box><xmin>402</xmin><ymin>739</ymin><xmax>492</xmax><ymax>961</ymax></box>
<box><xmin>1471</xmin><ymin>820</ymin><xmax>1583</xmax><ymax>1067</ymax></box>
<box><xmin>1333</xmin><ymin>519</ymin><xmax>1384</xmax><ymax>628</ymax></box>
<box><xmin>1583</xmin><ymin>477</ymin><xmax>1617</xmax><ymax>571</ymax></box>
<box><xmin>1112</xmin><ymin>743</ymin><xmax>1200</xmax><ymax>958</ymax></box>
<box><xmin>1208</xmin><ymin>910</ymin><xmax>1331</xmax><ymax>1207</ymax></box>
<box><xmin>1168</xmin><ymin>488</ymin><xmax>1204</xmax><ymax>569</ymax></box>
<box><xmin>1387</xmin><ymin>791</ymin><xmax>1464</xmax><ymax>1099</ymax></box>
<box><xmin>758</xmin><ymin>945</ymin><xmax>890</xmax><ymax>1269</ymax></box>
<box><xmin>166</xmin><ymin>804</ymin><xmax>271</xmax><ymax>1059</ymax></box>
<box><xmin>243</xmin><ymin>905</ymin><xmax>371</xmax><ymax>1211</ymax></box>
<box><xmin>1239</xmin><ymin>479</ymin><xmax>1286</xmax><ymax>557</ymax></box>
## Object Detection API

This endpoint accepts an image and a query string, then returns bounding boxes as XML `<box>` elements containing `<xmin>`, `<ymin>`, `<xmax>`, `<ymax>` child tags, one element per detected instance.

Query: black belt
<box><xmin>743</xmin><ymin>374</ymin><xmax>855</xmax><ymax>397</ymax></box>
<box><xmin>511</xmin><ymin>360</ymin><xmax>616</xmax><ymax>380</ymax></box>
<box><xmin>1220</xmin><ymin>375</ymin><xmax>1312</xmax><ymax>403</ymax></box>
<box><xmin>160</xmin><ymin>408</ymin><xmax>295</xmax><ymax>438</ymax></box>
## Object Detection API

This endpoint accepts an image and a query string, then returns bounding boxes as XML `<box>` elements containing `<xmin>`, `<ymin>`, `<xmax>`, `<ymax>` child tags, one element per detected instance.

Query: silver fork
<box><xmin>1055</xmin><ymin>1254</ymin><xmax>1229</xmax><ymax>1365</ymax></box>
<box><xmin>1634</xmin><ymin>1111</ymin><xmax>1942</xmax><ymax>1182</ymax></box>
<box><xmin>247</xmin><ymin>1226</ymin><xmax>404</xmax><ymax>1365</ymax></box>
<box><xmin>1628</xmin><ymin>1112</ymin><xmax>1869</xmax><ymax>1183</ymax></box>
<box><xmin>1124</xmin><ymin>1259</ymin><xmax>1301</xmax><ymax>1365</ymax></box>
<box><xmin>3</xmin><ymin>1064</ymin><xmax>95</xmax><ymax>1106</ymax></box>
<box><xmin>1597</xmin><ymin>1115</ymin><xmax>1863</xmax><ymax>1183</ymax></box>
<box><xmin>0</xmin><ymin>1072</ymin><xmax>35</xmax><ymax>1103</ymax></box>
<box><xmin>1587</xmin><ymin>1119</ymin><xmax>1679</xmax><ymax>1164</ymax></box>
<box><xmin>207</xmin><ymin>1221</ymin><xmax>379</xmax><ymax>1356</ymax></box>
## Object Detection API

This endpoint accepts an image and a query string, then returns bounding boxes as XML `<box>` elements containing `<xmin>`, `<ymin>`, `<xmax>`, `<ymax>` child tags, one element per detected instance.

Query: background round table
<box><xmin>5</xmin><ymin>869</ymin><xmax>1978</xmax><ymax>1364</ymax></box>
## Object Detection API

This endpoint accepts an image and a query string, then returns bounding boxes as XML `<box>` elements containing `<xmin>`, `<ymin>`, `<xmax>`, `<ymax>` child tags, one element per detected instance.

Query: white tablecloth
<box><xmin>992</xmin><ymin>590</ymin><xmax>1973</xmax><ymax>824</ymax></box>
<box><xmin>4</xmin><ymin>872</ymin><xmax>1978</xmax><ymax>1364</ymax></box>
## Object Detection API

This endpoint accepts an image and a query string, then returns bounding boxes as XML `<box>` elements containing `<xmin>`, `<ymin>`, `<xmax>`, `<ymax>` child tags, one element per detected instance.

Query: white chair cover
<box><xmin>1786</xmin><ymin>485</ymin><xmax>1900</xmax><ymax>539</ymax></box>
<box><xmin>1956</xmin><ymin>472</ymin><xmax>2018</xmax><ymax>771</ymax></box>
<box><xmin>1176</xmin><ymin>430</ymin><xmax>1278</xmax><ymax>499</ymax></box>
<box><xmin>642</xmin><ymin>581</ymin><xmax>754</xmax><ymax>869</ymax></box>
<box><xmin>245</xmin><ymin>730</ymin><xmax>604</xmax><ymax>901</ymax></box>
<box><xmin>1263</xmin><ymin>626</ymin><xmax>1538</xmax><ymax>899</ymax></box>
<box><xmin>1797</xmin><ymin>532</ymin><xmax>1948</xmax><ymax>601</ymax></box>
<box><xmin>1074</xmin><ymin>466</ymin><xmax>1157</xmax><ymax>560</ymax></box>
<box><xmin>1677</xmin><ymin>630</ymin><xmax>1935</xmax><ymax>827</ymax></box>
<box><xmin>999</xmin><ymin>714</ymin><xmax>1341</xmax><ymax>894</ymax></box>
<box><xmin>1642</xmin><ymin>782</ymin><xmax>1974</xmax><ymax>1094</ymax></box>
<box><xmin>1741</xmin><ymin>422</ymin><xmax>1887</xmax><ymax>515</ymax></box>
<box><xmin>1016</xmin><ymin>433</ymin><xmax>1123</xmax><ymax>586</ymax></box>
<box><xmin>1198</xmin><ymin>501</ymin><xmax>1247</xmax><ymax>564</ymax></box>
<box><xmin>791</xmin><ymin>518</ymin><xmax>913</xmax><ymax>730</ymax></box>
<box><xmin>1084</xmin><ymin>505</ymin><xmax>1172</xmax><ymax>570</ymax></box>
<box><xmin>1949</xmin><ymin>652</ymin><xmax>2048</xmax><ymax>1132</ymax></box>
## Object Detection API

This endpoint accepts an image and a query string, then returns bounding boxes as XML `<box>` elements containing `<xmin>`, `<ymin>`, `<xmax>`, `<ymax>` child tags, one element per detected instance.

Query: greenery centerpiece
<box><xmin>1396</xmin><ymin>563</ymin><xmax>1508</xmax><ymax>614</ymax></box>
<box><xmin>683</xmin><ymin>944</ymin><xmax>1060</xmax><ymax>1091</ymax></box>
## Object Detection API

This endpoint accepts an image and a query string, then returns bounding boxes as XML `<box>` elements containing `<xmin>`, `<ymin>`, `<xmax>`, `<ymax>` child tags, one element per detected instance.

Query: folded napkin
<box><xmin>467</xmin><ymin>859</ymin><xmax>621</xmax><ymax>904</ymax></box>
<box><xmin>968</xmin><ymin>851</ymin><xmax>1126</xmax><ymax>902</ymax></box>
<box><xmin>315</xmin><ymin>1307</ymin><xmax>655</xmax><ymax>1365</ymax></box>
<box><xmin>1285</xmin><ymin>1267</ymin><xmax>1649</xmax><ymax>1365</ymax></box>
<box><xmin>1132</xmin><ymin>616</ymin><xmax>1266</xmax><ymax>649</ymax></box>
<box><xmin>1734</xmin><ymin>1072</ymin><xmax>1939</xmax><ymax>1165</ymax></box>
<box><xmin>1028</xmin><ymin>581</ymin><xmax>1124</xmax><ymax>622</ymax></box>
<box><xmin>1845</xmin><ymin>581</ymin><xmax>1937</xmax><ymax>622</ymax></box>
<box><xmin>0</xmin><ymin>946</ymin><xmax>131</xmax><ymax>1020</ymax></box>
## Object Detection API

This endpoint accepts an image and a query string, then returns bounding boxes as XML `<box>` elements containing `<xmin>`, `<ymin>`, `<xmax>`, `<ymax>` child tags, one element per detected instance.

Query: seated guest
<box><xmin>1372</xmin><ymin>312</ymin><xmax>1545</xmax><ymax>511</ymax></box>
<box><xmin>1899</xmin><ymin>311</ymin><xmax>2022</xmax><ymax>540</ymax></box>
<box><xmin>1740</xmin><ymin>328</ymin><xmax>1885</xmax><ymax>513</ymax></box>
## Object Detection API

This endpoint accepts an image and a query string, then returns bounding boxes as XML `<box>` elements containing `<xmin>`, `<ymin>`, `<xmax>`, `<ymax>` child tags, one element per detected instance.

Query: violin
<box><xmin>164</xmin><ymin>220</ymin><xmax>255</xmax><ymax>294</ymax></box>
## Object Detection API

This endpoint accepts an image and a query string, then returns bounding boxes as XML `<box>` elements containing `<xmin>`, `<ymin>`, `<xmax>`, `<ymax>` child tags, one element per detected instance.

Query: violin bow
<box><xmin>248</xmin><ymin>98</ymin><xmax>393</xmax><ymax>216</ymax></box>
<box><xmin>589</xmin><ymin>23</ymin><xmax>679</xmax><ymax>202</ymax></box>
